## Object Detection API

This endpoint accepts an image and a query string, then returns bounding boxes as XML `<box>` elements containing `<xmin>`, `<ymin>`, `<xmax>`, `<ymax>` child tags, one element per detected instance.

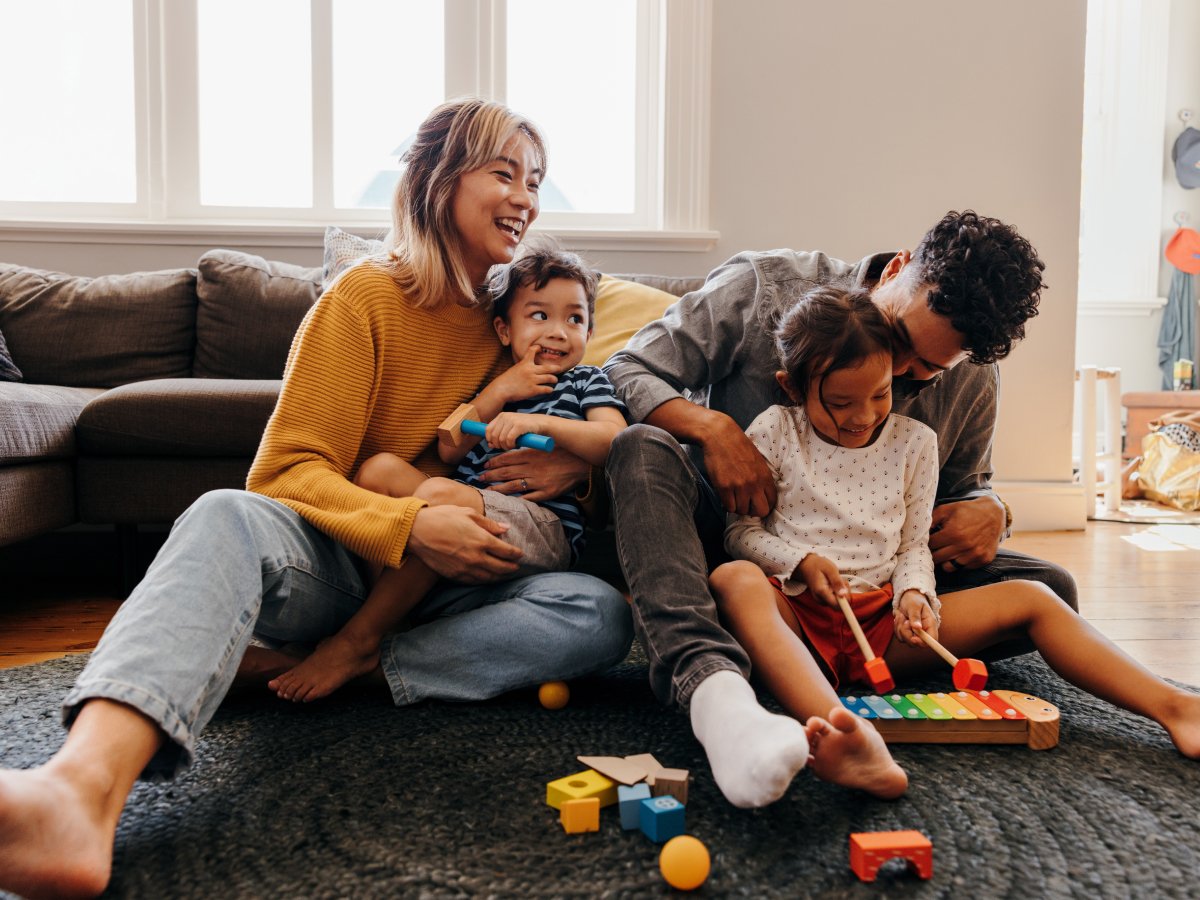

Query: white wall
<box><xmin>0</xmin><ymin>1</ymin><xmax>1090</xmax><ymax>526</ymax></box>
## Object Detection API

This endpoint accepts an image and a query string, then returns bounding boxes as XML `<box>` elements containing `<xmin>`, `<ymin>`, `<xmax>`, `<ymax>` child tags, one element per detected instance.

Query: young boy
<box><xmin>269</xmin><ymin>249</ymin><xmax>626</xmax><ymax>702</ymax></box>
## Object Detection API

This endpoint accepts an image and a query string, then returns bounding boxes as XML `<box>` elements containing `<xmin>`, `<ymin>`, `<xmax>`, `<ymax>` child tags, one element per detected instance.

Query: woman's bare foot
<box><xmin>0</xmin><ymin>766</ymin><xmax>116</xmax><ymax>899</ymax></box>
<box><xmin>804</xmin><ymin>705</ymin><xmax>908</xmax><ymax>799</ymax></box>
<box><xmin>268</xmin><ymin>633</ymin><xmax>380</xmax><ymax>703</ymax></box>
<box><xmin>232</xmin><ymin>645</ymin><xmax>309</xmax><ymax>690</ymax></box>
<box><xmin>1160</xmin><ymin>688</ymin><xmax>1200</xmax><ymax>759</ymax></box>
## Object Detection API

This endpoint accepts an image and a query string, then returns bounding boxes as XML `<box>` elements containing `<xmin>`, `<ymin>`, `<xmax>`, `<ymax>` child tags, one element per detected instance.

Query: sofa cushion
<box><xmin>195</xmin><ymin>250</ymin><xmax>323</xmax><ymax>380</ymax></box>
<box><xmin>0</xmin><ymin>264</ymin><xmax>197</xmax><ymax>387</ymax></box>
<box><xmin>323</xmin><ymin>225</ymin><xmax>386</xmax><ymax>290</ymax></box>
<box><xmin>581</xmin><ymin>275</ymin><xmax>683</xmax><ymax>368</ymax></box>
<box><xmin>0</xmin><ymin>326</ymin><xmax>21</xmax><ymax>382</ymax></box>
<box><xmin>76</xmin><ymin>378</ymin><xmax>281</xmax><ymax>456</ymax></box>
<box><xmin>0</xmin><ymin>383</ymin><xmax>105</xmax><ymax>463</ymax></box>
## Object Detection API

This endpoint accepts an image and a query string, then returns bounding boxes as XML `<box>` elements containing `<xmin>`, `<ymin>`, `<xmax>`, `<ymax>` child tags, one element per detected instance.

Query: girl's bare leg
<box><xmin>270</xmin><ymin>467</ymin><xmax>486</xmax><ymax>702</ymax></box>
<box><xmin>709</xmin><ymin>561</ymin><xmax>907</xmax><ymax>799</ymax></box>
<box><xmin>884</xmin><ymin>580</ymin><xmax>1200</xmax><ymax>758</ymax></box>
<box><xmin>0</xmin><ymin>700</ymin><xmax>162</xmax><ymax>899</ymax></box>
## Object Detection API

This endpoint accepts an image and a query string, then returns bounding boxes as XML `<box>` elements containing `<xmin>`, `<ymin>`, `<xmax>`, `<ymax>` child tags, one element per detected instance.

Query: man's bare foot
<box><xmin>1161</xmin><ymin>688</ymin><xmax>1200</xmax><ymax>759</ymax></box>
<box><xmin>0</xmin><ymin>766</ymin><xmax>116</xmax><ymax>899</ymax></box>
<box><xmin>268</xmin><ymin>633</ymin><xmax>380</xmax><ymax>703</ymax></box>
<box><xmin>232</xmin><ymin>645</ymin><xmax>309</xmax><ymax>690</ymax></box>
<box><xmin>804</xmin><ymin>705</ymin><xmax>908</xmax><ymax>799</ymax></box>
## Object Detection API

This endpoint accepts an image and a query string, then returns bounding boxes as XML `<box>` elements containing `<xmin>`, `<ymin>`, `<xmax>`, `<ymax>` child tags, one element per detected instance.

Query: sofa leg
<box><xmin>118</xmin><ymin>524</ymin><xmax>140</xmax><ymax>596</ymax></box>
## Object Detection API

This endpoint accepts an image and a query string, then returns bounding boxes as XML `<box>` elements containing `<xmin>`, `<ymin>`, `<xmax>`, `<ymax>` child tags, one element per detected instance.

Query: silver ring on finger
<box><xmin>520</xmin><ymin>479</ymin><xmax>529</xmax><ymax>491</ymax></box>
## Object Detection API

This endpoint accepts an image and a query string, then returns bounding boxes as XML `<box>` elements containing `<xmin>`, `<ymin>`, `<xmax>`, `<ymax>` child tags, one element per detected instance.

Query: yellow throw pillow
<box><xmin>582</xmin><ymin>275</ymin><xmax>678</xmax><ymax>368</ymax></box>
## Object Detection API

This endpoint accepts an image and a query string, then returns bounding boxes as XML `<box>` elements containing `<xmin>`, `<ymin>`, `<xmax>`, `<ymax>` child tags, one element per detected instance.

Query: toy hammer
<box><xmin>916</xmin><ymin>629</ymin><xmax>988</xmax><ymax>691</ymax></box>
<box><xmin>437</xmin><ymin>403</ymin><xmax>555</xmax><ymax>452</ymax></box>
<box><xmin>836</xmin><ymin>592</ymin><xmax>895</xmax><ymax>694</ymax></box>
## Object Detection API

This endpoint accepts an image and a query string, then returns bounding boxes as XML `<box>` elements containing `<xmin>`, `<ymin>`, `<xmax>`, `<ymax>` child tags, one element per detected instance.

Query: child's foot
<box><xmin>804</xmin><ymin>705</ymin><xmax>908</xmax><ymax>799</ymax></box>
<box><xmin>1160</xmin><ymin>688</ymin><xmax>1200</xmax><ymax>758</ymax></box>
<box><xmin>233</xmin><ymin>645</ymin><xmax>308</xmax><ymax>690</ymax></box>
<box><xmin>0</xmin><ymin>766</ymin><xmax>114</xmax><ymax>899</ymax></box>
<box><xmin>268</xmin><ymin>633</ymin><xmax>380</xmax><ymax>703</ymax></box>
<box><xmin>689</xmin><ymin>670</ymin><xmax>810</xmax><ymax>808</ymax></box>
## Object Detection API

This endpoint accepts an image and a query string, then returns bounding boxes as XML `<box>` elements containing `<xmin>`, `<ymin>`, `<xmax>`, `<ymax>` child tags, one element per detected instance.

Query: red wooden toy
<box><xmin>849</xmin><ymin>830</ymin><xmax>933</xmax><ymax>882</ymax></box>
<box><xmin>917</xmin><ymin>629</ymin><xmax>988</xmax><ymax>690</ymax></box>
<box><xmin>836</xmin><ymin>593</ymin><xmax>894</xmax><ymax>693</ymax></box>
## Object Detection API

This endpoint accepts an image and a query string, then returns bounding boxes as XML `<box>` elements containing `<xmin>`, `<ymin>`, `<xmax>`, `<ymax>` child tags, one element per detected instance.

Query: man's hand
<box><xmin>893</xmin><ymin>589</ymin><xmax>938</xmax><ymax>645</ymax></box>
<box><xmin>798</xmin><ymin>553</ymin><xmax>848</xmax><ymax>607</ymax></box>
<box><xmin>406</xmin><ymin>504</ymin><xmax>522</xmax><ymax>583</ymax></box>
<box><xmin>700</xmin><ymin>419</ymin><xmax>776</xmax><ymax>516</ymax></box>
<box><xmin>480</xmin><ymin>446</ymin><xmax>590</xmax><ymax>502</ymax></box>
<box><xmin>928</xmin><ymin>495</ymin><xmax>1006</xmax><ymax>572</ymax></box>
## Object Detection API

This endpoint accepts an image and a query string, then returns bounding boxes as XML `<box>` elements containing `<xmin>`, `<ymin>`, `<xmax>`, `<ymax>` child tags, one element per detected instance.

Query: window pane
<box><xmin>0</xmin><ymin>0</ymin><xmax>136</xmax><ymax>203</ymax></box>
<box><xmin>506</xmin><ymin>0</ymin><xmax>637</xmax><ymax>214</ymax></box>
<box><xmin>197</xmin><ymin>0</ymin><xmax>312</xmax><ymax>207</ymax></box>
<box><xmin>332</xmin><ymin>1</ymin><xmax>444</xmax><ymax>209</ymax></box>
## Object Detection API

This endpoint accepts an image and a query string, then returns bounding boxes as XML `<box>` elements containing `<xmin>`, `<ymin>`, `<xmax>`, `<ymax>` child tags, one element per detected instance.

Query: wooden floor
<box><xmin>1</xmin><ymin>520</ymin><xmax>1198</xmax><ymax>684</ymax></box>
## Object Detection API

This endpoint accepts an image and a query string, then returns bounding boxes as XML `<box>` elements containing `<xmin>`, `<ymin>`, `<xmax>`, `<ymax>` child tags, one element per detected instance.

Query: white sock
<box><xmin>688</xmin><ymin>670</ymin><xmax>810</xmax><ymax>808</ymax></box>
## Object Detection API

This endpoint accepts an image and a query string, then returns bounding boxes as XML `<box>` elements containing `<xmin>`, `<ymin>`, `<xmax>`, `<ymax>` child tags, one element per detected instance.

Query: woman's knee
<box><xmin>557</xmin><ymin>574</ymin><xmax>633</xmax><ymax>661</ymax></box>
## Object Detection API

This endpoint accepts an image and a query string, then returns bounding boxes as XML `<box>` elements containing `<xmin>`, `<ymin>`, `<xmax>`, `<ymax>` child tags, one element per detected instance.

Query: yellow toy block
<box><xmin>560</xmin><ymin>797</ymin><xmax>600</xmax><ymax>834</ymax></box>
<box><xmin>546</xmin><ymin>769</ymin><xmax>618</xmax><ymax>810</ymax></box>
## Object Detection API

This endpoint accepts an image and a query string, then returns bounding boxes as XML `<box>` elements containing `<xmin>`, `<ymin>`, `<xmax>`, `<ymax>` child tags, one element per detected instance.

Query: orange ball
<box><xmin>659</xmin><ymin>835</ymin><xmax>710</xmax><ymax>891</ymax></box>
<box><xmin>538</xmin><ymin>681</ymin><xmax>570</xmax><ymax>709</ymax></box>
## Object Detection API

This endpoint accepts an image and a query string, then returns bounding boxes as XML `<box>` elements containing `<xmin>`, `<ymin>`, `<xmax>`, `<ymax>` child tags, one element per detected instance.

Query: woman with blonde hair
<box><xmin>0</xmin><ymin>98</ymin><xmax>632</xmax><ymax>899</ymax></box>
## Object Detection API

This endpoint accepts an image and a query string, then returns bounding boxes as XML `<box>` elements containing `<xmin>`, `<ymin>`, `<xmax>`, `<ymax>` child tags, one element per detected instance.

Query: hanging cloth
<box><xmin>1158</xmin><ymin>268</ymin><xmax>1196</xmax><ymax>390</ymax></box>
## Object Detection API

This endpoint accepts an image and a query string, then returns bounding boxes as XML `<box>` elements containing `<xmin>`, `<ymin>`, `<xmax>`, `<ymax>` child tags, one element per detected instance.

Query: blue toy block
<box><xmin>618</xmin><ymin>783</ymin><xmax>651</xmax><ymax>830</ymax></box>
<box><xmin>639</xmin><ymin>794</ymin><xmax>685</xmax><ymax>843</ymax></box>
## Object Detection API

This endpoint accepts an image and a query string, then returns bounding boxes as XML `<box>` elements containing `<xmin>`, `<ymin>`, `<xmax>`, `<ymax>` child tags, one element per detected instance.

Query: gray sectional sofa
<box><xmin>0</xmin><ymin>248</ymin><xmax>698</xmax><ymax>583</ymax></box>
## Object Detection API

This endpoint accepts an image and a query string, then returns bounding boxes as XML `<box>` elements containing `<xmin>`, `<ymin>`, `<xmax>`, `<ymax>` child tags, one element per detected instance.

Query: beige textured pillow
<box><xmin>582</xmin><ymin>275</ymin><xmax>678</xmax><ymax>368</ymax></box>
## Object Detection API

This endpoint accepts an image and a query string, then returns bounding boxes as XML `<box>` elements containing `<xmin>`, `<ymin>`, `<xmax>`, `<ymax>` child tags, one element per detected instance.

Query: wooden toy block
<box><xmin>639</xmin><ymin>795</ymin><xmax>685</xmax><ymax>843</ymax></box>
<box><xmin>618</xmin><ymin>783</ymin><xmax>651</xmax><ymax>830</ymax></box>
<box><xmin>560</xmin><ymin>797</ymin><xmax>600</xmax><ymax>834</ymax></box>
<box><xmin>546</xmin><ymin>769</ymin><xmax>618</xmax><ymax>810</ymax></box>
<box><xmin>437</xmin><ymin>403</ymin><xmax>477</xmax><ymax>448</ymax></box>
<box><xmin>577</xmin><ymin>755</ymin><xmax>649</xmax><ymax>785</ymax></box>
<box><xmin>841</xmin><ymin>688</ymin><xmax>1060</xmax><ymax>749</ymax></box>
<box><xmin>648</xmin><ymin>767</ymin><xmax>689</xmax><ymax>804</ymax></box>
<box><xmin>623</xmin><ymin>753</ymin><xmax>664</xmax><ymax>781</ymax></box>
<box><xmin>849</xmin><ymin>830</ymin><xmax>933</xmax><ymax>882</ymax></box>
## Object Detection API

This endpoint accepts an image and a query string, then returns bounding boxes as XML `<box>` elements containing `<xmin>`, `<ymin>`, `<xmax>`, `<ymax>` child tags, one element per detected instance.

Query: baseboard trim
<box><xmin>995</xmin><ymin>480</ymin><xmax>1086</xmax><ymax>532</ymax></box>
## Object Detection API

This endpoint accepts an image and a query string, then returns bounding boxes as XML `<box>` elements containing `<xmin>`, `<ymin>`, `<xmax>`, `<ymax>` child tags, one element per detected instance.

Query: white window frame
<box><xmin>0</xmin><ymin>0</ymin><xmax>715</xmax><ymax>251</ymax></box>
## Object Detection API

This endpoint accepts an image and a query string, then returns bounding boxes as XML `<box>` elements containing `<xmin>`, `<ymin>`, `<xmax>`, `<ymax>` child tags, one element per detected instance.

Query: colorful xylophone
<box><xmin>841</xmin><ymin>689</ymin><xmax>1060</xmax><ymax>749</ymax></box>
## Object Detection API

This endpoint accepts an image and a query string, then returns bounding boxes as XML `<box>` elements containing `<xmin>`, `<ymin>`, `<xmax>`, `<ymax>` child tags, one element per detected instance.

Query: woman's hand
<box><xmin>480</xmin><ymin>446</ymin><xmax>590</xmax><ymax>502</ymax></box>
<box><xmin>406</xmin><ymin>504</ymin><xmax>523</xmax><ymax>583</ymax></box>
<box><xmin>798</xmin><ymin>553</ymin><xmax>848</xmax><ymax>607</ymax></box>
<box><xmin>485</xmin><ymin>412</ymin><xmax>548</xmax><ymax>451</ymax></box>
<box><xmin>893</xmin><ymin>589</ymin><xmax>938</xmax><ymax>646</ymax></box>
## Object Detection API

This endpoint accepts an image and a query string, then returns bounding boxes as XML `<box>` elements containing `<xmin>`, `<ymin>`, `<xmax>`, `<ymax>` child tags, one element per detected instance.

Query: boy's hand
<box><xmin>798</xmin><ymin>553</ymin><xmax>848</xmax><ymax>607</ymax></box>
<box><xmin>485</xmin><ymin>412</ymin><xmax>547</xmax><ymax>451</ymax></box>
<box><xmin>482</xmin><ymin>344</ymin><xmax>558</xmax><ymax>406</ymax></box>
<box><xmin>893</xmin><ymin>589</ymin><xmax>938</xmax><ymax>646</ymax></box>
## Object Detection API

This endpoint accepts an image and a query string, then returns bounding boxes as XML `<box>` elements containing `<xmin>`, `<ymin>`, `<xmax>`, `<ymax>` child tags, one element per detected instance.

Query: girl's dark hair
<box><xmin>774</xmin><ymin>283</ymin><xmax>894</xmax><ymax>402</ymax></box>
<box><xmin>487</xmin><ymin>247</ymin><xmax>599</xmax><ymax>327</ymax></box>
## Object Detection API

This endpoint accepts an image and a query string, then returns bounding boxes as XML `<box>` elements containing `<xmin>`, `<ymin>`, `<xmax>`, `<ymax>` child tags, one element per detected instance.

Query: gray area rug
<box><xmin>2</xmin><ymin>650</ymin><xmax>1198</xmax><ymax>899</ymax></box>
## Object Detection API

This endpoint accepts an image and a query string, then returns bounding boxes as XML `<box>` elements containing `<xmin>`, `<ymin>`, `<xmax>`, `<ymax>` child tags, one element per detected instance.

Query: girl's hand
<box><xmin>798</xmin><ymin>553</ymin><xmax>848</xmax><ymax>607</ymax></box>
<box><xmin>485</xmin><ymin>412</ymin><xmax>547</xmax><ymax>451</ymax></box>
<box><xmin>893</xmin><ymin>589</ymin><xmax>938</xmax><ymax>646</ymax></box>
<box><xmin>480</xmin><ymin>446</ymin><xmax>590</xmax><ymax>502</ymax></box>
<box><xmin>406</xmin><ymin>505</ymin><xmax>523</xmax><ymax>583</ymax></box>
<box><xmin>483</xmin><ymin>344</ymin><xmax>558</xmax><ymax>406</ymax></box>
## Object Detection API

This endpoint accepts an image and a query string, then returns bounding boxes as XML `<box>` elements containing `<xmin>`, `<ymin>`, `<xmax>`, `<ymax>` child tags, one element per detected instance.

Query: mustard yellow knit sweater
<box><xmin>247</xmin><ymin>260</ymin><xmax>505</xmax><ymax>568</ymax></box>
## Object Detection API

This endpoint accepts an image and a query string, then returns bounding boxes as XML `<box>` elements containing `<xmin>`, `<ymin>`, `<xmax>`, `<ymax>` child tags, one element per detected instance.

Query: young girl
<box><xmin>0</xmin><ymin>99</ymin><xmax>632</xmax><ymax>899</ymax></box>
<box><xmin>709</xmin><ymin>284</ymin><xmax>1200</xmax><ymax>800</ymax></box>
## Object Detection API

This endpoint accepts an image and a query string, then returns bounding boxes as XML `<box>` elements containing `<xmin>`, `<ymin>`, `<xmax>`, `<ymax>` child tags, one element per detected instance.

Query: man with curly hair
<box><xmin>602</xmin><ymin>210</ymin><xmax>1073</xmax><ymax>810</ymax></box>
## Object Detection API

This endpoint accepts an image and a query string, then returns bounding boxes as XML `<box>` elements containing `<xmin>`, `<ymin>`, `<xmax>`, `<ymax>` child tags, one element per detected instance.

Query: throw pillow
<box><xmin>323</xmin><ymin>225</ymin><xmax>386</xmax><ymax>290</ymax></box>
<box><xmin>0</xmin><ymin>326</ymin><xmax>21</xmax><ymax>382</ymax></box>
<box><xmin>581</xmin><ymin>275</ymin><xmax>679</xmax><ymax>368</ymax></box>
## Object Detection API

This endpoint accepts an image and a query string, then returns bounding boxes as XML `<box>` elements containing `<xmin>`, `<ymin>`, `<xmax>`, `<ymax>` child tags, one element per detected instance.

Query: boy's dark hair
<box><xmin>775</xmin><ymin>283</ymin><xmax>894</xmax><ymax>402</ymax></box>
<box><xmin>487</xmin><ymin>248</ymin><xmax>599</xmax><ymax>328</ymax></box>
<box><xmin>909</xmin><ymin>210</ymin><xmax>1045</xmax><ymax>365</ymax></box>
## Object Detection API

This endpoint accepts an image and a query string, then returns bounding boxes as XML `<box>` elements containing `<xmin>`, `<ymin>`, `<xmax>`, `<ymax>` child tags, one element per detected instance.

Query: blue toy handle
<box><xmin>461</xmin><ymin>419</ymin><xmax>555</xmax><ymax>452</ymax></box>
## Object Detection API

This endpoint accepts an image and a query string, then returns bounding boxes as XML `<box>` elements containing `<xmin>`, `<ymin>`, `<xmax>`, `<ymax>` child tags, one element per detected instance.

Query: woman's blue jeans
<box><xmin>62</xmin><ymin>490</ymin><xmax>633</xmax><ymax>778</ymax></box>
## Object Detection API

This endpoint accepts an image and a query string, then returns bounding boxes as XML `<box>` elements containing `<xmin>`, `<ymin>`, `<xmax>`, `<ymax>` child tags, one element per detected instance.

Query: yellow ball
<box><xmin>659</xmin><ymin>835</ymin><xmax>710</xmax><ymax>891</ymax></box>
<box><xmin>538</xmin><ymin>681</ymin><xmax>570</xmax><ymax>710</ymax></box>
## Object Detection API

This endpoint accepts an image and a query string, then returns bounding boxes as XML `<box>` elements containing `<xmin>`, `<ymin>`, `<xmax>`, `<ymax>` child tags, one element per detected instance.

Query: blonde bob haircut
<box><xmin>386</xmin><ymin>97</ymin><xmax>547</xmax><ymax>308</ymax></box>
